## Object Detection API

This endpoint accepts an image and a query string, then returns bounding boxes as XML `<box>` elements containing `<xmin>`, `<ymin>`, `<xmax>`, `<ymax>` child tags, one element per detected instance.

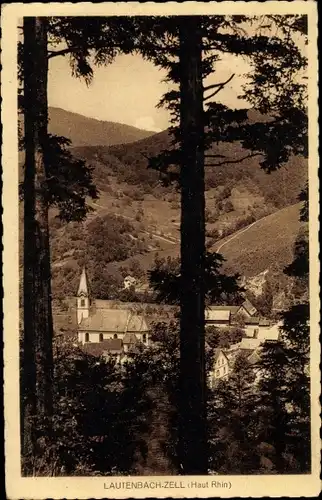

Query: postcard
<box><xmin>2</xmin><ymin>1</ymin><xmax>320</xmax><ymax>498</ymax></box>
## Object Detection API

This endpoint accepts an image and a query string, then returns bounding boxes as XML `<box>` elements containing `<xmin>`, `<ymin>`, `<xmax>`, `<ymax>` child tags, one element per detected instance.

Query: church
<box><xmin>76</xmin><ymin>268</ymin><xmax>151</xmax><ymax>351</ymax></box>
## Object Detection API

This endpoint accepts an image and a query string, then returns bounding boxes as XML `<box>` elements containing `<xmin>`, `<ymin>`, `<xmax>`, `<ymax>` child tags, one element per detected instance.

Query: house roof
<box><xmin>82</xmin><ymin>338</ymin><xmax>123</xmax><ymax>357</ymax></box>
<box><xmin>247</xmin><ymin>349</ymin><xmax>261</xmax><ymax>365</ymax></box>
<box><xmin>124</xmin><ymin>275</ymin><xmax>136</xmax><ymax>282</ymax></box>
<box><xmin>240</xmin><ymin>348</ymin><xmax>255</xmax><ymax>358</ymax></box>
<box><xmin>239</xmin><ymin>338</ymin><xmax>262</xmax><ymax>349</ymax></box>
<box><xmin>79</xmin><ymin>309</ymin><xmax>149</xmax><ymax>333</ymax></box>
<box><xmin>244</xmin><ymin>317</ymin><xmax>261</xmax><ymax>325</ymax></box>
<box><xmin>242</xmin><ymin>298</ymin><xmax>257</xmax><ymax>315</ymax></box>
<box><xmin>205</xmin><ymin>309</ymin><xmax>230</xmax><ymax>322</ymax></box>
<box><xmin>208</xmin><ymin>305</ymin><xmax>239</xmax><ymax>313</ymax></box>
<box><xmin>259</xmin><ymin>319</ymin><xmax>271</xmax><ymax>327</ymax></box>
<box><xmin>231</xmin><ymin>306</ymin><xmax>243</xmax><ymax>315</ymax></box>
<box><xmin>213</xmin><ymin>348</ymin><xmax>229</xmax><ymax>364</ymax></box>
<box><xmin>103</xmin><ymin>338</ymin><xmax>124</xmax><ymax>351</ymax></box>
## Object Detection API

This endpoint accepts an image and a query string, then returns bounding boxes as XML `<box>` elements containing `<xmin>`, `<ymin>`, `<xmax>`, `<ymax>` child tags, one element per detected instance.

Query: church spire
<box><xmin>77</xmin><ymin>266</ymin><xmax>88</xmax><ymax>297</ymax></box>
<box><xmin>77</xmin><ymin>267</ymin><xmax>90</xmax><ymax>325</ymax></box>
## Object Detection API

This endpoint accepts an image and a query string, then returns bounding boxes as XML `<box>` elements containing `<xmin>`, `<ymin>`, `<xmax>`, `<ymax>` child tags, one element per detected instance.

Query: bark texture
<box><xmin>178</xmin><ymin>17</ymin><xmax>208</xmax><ymax>474</ymax></box>
<box><xmin>22</xmin><ymin>17</ymin><xmax>53</xmax><ymax>465</ymax></box>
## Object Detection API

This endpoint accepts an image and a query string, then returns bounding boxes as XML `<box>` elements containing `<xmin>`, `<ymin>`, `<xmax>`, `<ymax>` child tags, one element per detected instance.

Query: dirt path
<box><xmin>91</xmin><ymin>201</ymin><xmax>179</xmax><ymax>245</ymax></box>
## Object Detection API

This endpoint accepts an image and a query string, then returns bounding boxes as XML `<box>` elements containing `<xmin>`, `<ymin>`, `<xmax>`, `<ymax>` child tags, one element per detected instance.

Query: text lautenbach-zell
<box><xmin>104</xmin><ymin>480</ymin><xmax>232</xmax><ymax>490</ymax></box>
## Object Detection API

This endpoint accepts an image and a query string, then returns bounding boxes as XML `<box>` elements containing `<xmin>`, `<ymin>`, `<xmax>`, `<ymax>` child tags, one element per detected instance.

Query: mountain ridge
<box><xmin>48</xmin><ymin>106</ymin><xmax>157</xmax><ymax>147</ymax></box>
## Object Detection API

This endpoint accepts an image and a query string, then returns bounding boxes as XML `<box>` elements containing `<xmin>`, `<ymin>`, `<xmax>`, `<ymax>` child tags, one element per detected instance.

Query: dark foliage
<box><xmin>22</xmin><ymin>340</ymin><xmax>151</xmax><ymax>476</ymax></box>
<box><xmin>149</xmin><ymin>252</ymin><xmax>244</xmax><ymax>306</ymax></box>
<box><xmin>20</xmin><ymin>134</ymin><xmax>98</xmax><ymax>222</ymax></box>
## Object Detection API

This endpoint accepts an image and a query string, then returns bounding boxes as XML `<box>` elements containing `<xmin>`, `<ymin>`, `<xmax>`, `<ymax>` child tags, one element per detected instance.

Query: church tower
<box><xmin>77</xmin><ymin>267</ymin><xmax>90</xmax><ymax>324</ymax></box>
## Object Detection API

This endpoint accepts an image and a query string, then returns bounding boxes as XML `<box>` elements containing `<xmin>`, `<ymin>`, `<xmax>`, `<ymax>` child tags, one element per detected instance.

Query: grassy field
<box><xmin>103</xmin><ymin>203</ymin><xmax>303</xmax><ymax>286</ymax></box>
<box><xmin>217</xmin><ymin>203</ymin><xmax>302</xmax><ymax>277</ymax></box>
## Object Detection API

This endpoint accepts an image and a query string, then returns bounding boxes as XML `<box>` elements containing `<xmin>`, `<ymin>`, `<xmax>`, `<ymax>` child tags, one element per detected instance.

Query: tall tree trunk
<box><xmin>178</xmin><ymin>17</ymin><xmax>208</xmax><ymax>474</ymax></box>
<box><xmin>22</xmin><ymin>17</ymin><xmax>53</xmax><ymax>467</ymax></box>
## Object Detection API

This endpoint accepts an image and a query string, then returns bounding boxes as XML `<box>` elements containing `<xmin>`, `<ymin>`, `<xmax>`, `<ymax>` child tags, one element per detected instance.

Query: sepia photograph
<box><xmin>2</xmin><ymin>2</ymin><xmax>320</xmax><ymax>498</ymax></box>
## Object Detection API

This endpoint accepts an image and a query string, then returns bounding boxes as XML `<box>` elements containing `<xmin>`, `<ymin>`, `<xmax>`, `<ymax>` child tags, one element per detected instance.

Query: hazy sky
<box><xmin>48</xmin><ymin>52</ymin><xmax>251</xmax><ymax>132</ymax></box>
<box><xmin>47</xmin><ymin>18</ymin><xmax>306</xmax><ymax>132</ymax></box>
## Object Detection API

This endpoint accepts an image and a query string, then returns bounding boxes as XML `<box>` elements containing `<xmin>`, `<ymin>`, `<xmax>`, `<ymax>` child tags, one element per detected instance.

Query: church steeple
<box><xmin>77</xmin><ymin>266</ymin><xmax>89</xmax><ymax>297</ymax></box>
<box><xmin>77</xmin><ymin>267</ymin><xmax>90</xmax><ymax>324</ymax></box>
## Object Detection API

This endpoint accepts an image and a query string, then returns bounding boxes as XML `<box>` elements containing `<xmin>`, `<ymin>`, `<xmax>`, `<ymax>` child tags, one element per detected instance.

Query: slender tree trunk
<box><xmin>178</xmin><ymin>17</ymin><xmax>208</xmax><ymax>474</ymax></box>
<box><xmin>22</xmin><ymin>17</ymin><xmax>53</xmax><ymax>466</ymax></box>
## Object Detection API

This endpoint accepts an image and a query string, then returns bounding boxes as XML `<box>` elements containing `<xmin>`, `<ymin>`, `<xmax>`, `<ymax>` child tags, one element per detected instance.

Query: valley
<box><xmin>23</xmin><ymin>107</ymin><xmax>307</xmax><ymax>309</ymax></box>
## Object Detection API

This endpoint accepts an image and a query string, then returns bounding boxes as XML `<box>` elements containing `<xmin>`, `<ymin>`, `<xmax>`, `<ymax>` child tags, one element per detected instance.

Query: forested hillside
<box><xmin>73</xmin><ymin>116</ymin><xmax>307</xmax><ymax>211</ymax></box>
<box><xmin>24</xmin><ymin>108</ymin><xmax>307</xmax><ymax>306</ymax></box>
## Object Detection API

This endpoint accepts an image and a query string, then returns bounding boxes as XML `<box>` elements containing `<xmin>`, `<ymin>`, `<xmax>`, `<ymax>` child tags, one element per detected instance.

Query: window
<box><xmin>80</xmin><ymin>299</ymin><xmax>85</xmax><ymax>307</ymax></box>
<box><xmin>85</xmin><ymin>332</ymin><xmax>89</xmax><ymax>343</ymax></box>
<box><xmin>113</xmin><ymin>334</ymin><xmax>118</xmax><ymax>339</ymax></box>
<box><xmin>216</xmin><ymin>370</ymin><xmax>220</xmax><ymax>377</ymax></box>
<box><xmin>99</xmin><ymin>333</ymin><xmax>103</xmax><ymax>342</ymax></box>
<box><xmin>223</xmin><ymin>367</ymin><xmax>226</xmax><ymax>374</ymax></box>
<box><xmin>142</xmin><ymin>333</ymin><xmax>147</xmax><ymax>343</ymax></box>
<box><xmin>254</xmin><ymin>328</ymin><xmax>259</xmax><ymax>337</ymax></box>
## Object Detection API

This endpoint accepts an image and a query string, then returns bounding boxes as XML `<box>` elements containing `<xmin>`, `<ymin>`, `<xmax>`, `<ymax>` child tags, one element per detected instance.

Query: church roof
<box><xmin>79</xmin><ymin>309</ymin><xmax>149</xmax><ymax>333</ymax></box>
<box><xmin>82</xmin><ymin>338</ymin><xmax>123</xmax><ymax>357</ymax></box>
<box><xmin>77</xmin><ymin>267</ymin><xmax>88</xmax><ymax>297</ymax></box>
<box><xmin>94</xmin><ymin>300</ymin><xmax>175</xmax><ymax>315</ymax></box>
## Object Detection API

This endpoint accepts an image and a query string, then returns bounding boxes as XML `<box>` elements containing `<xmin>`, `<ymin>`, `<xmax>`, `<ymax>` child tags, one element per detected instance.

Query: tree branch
<box><xmin>203</xmin><ymin>74</ymin><xmax>235</xmax><ymax>102</ymax></box>
<box><xmin>204</xmin><ymin>74</ymin><xmax>235</xmax><ymax>93</ymax></box>
<box><xmin>48</xmin><ymin>42</ymin><xmax>177</xmax><ymax>60</ymax></box>
<box><xmin>205</xmin><ymin>152</ymin><xmax>262</xmax><ymax>167</ymax></box>
<box><xmin>48</xmin><ymin>48</ymin><xmax>75</xmax><ymax>59</ymax></box>
<box><xmin>204</xmin><ymin>86</ymin><xmax>228</xmax><ymax>102</ymax></box>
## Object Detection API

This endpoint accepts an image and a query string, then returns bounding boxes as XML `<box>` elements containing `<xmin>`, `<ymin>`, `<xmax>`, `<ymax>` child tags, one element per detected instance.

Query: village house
<box><xmin>209</xmin><ymin>344</ymin><xmax>263</xmax><ymax>387</ymax></box>
<box><xmin>205</xmin><ymin>300</ymin><xmax>258</xmax><ymax>327</ymax></box>
<box><xmin>211</xmin><ymin>349</ymin><xmax>230</xmax><ymax>381</ymax></box>
<box><xmin>123</xmin><ymin>275</ymin><xmax>153</xmax><ymax>295</ymax></box>
<box><xmin>123</xmin><ymin>275</ymin><xmax>137</xmax><ymax>290</ymax></box>
<box><xmin>208</xmin><ymin>312</ymin><xmax>281</xmax><ymax>387</ymax></box>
